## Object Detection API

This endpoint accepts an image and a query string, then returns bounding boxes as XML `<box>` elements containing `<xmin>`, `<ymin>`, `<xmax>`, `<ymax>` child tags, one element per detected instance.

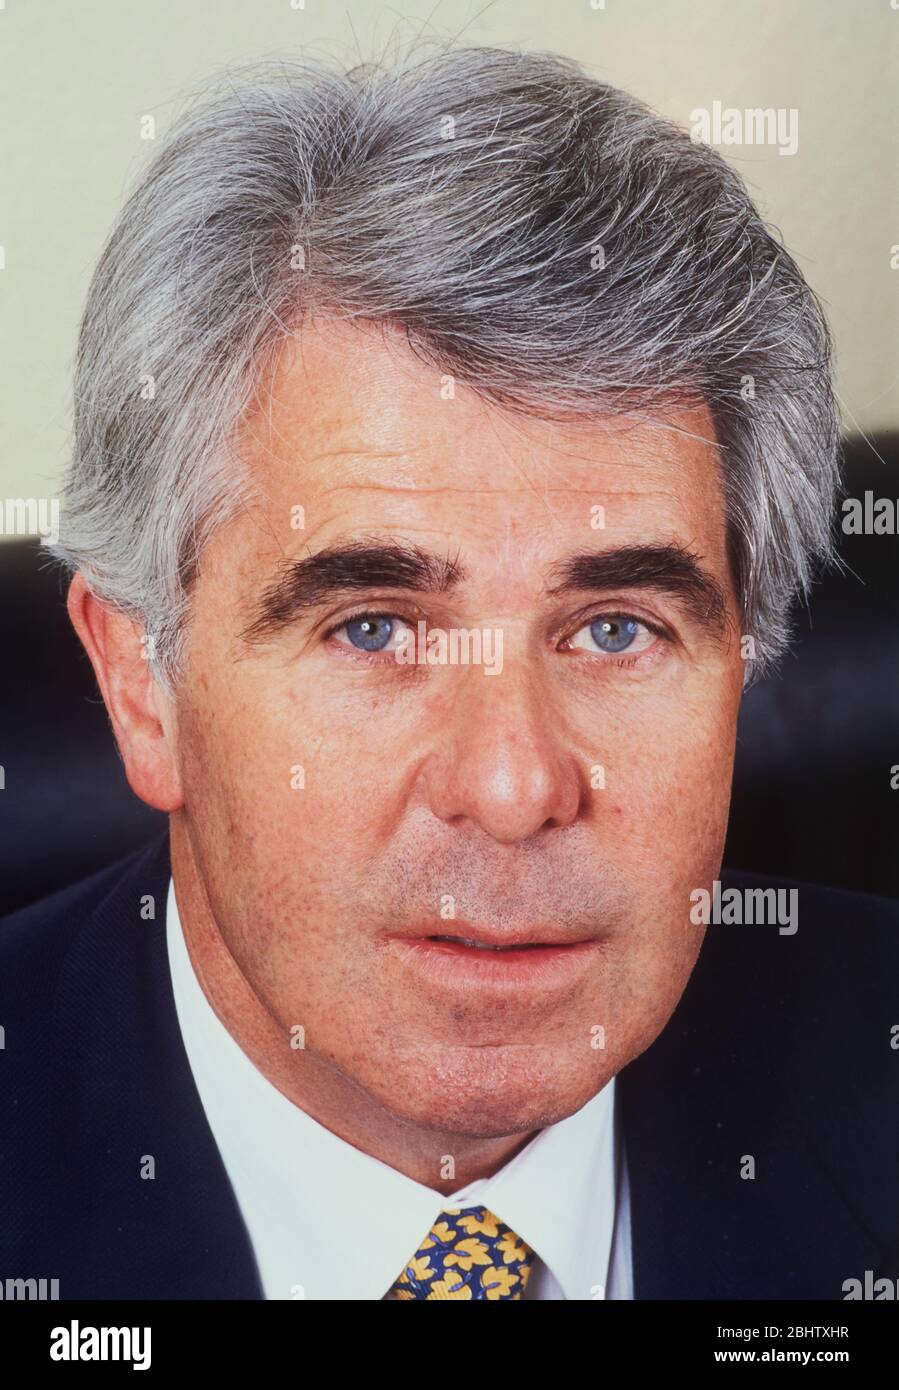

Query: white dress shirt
<box><xmin>165</xmin><ymin>878</ymin><xmax>633</xmax><ymax>1300</ymax></box>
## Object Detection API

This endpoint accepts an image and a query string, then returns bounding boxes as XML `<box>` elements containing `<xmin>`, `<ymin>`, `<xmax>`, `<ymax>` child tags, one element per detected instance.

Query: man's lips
<box><xmin>391</xmin><ymin>922</ymin><xmax>598</xmax><ymax>951</ymax></box>
<box><xmin>383</xmin><ymin>923</ymin><xmax>603</xmax><ymax>990</ymax></box>
<box><xmin>428</xmin><ymin>933</ymin><xmax>559</xmax><ymax>953</ymax></box>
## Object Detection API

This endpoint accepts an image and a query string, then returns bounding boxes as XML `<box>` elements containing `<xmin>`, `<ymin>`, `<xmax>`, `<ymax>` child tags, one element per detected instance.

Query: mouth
<box><xmin>427</xmin><ymin>934</ymin><xmax>557</xmax><ymax>953</ymax></box>
<box><xmin>385</xmin><ymin>925</ymin><xmax>603</xmax><ymax>990</ymax></box>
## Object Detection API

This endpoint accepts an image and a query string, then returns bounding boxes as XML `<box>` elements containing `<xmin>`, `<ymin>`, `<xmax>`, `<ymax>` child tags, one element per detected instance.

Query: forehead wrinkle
<box><xmin>309</xmin><ymin>481</ymin><xmax>690</xmax><ymax>499</ymax></box>
<box><xmin>303</xmin><ymin>448</ymin><xmax>415</xmax><ymax>464</ymax></box>
<box><xmin>299</xmin><ymin>437</ymin><xmax>719</xmax><ymax>498</ymax></box>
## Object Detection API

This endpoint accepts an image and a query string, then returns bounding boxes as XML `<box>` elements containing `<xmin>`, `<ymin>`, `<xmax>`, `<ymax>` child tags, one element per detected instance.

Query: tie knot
<box><xmin>386</xmin><ymin>1204</ymin><xmax>535</xmax><ymax>1300</ymax></box>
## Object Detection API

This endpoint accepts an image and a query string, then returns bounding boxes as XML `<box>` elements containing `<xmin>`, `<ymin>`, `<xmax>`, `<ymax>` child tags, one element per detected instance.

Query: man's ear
<box><xmin>67</xmin><ymin>572</ymin><xmax>183</xmax><ymax>813</ymax></box>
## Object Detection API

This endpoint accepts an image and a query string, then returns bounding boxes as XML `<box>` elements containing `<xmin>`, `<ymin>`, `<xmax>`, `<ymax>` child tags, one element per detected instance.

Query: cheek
<box><xmin>597</xmin><ymin>679</ymin><xmax>740</xmax><ymax>879</ymax></box>
<box><xmin>177</xmin><ymin>662</ymin><xmax>404</xmax><ymax>887</ymax></box>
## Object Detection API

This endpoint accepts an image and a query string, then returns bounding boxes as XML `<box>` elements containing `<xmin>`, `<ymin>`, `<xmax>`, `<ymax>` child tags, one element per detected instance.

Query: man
<box><xmin>1</xmin><ymin>46</ymin><xmax>896</xmax><ymax>1301</ymax></box>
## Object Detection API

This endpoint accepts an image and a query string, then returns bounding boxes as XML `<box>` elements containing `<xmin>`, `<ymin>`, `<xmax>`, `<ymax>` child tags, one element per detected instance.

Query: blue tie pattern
<box><xmin>385</xmin><ymin>1205</ymin><xmax>535</xmax><ymax>1300</ymax></box>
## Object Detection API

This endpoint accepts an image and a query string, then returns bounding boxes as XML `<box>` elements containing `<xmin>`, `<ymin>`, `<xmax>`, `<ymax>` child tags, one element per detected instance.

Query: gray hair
<box><xmin>49</xmin><ymin>45</ymin><xmax>840</xmax><ymax>687</ymax></box>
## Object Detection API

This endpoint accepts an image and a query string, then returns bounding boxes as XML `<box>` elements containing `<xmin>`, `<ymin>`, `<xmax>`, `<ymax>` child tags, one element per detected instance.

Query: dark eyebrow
<box><xmin>242</xmin><ymin>537</ymin><xmax>466</xmax><ymax>643</ymax></box>
<box><xmin>547</xmin><ymin>543</ymin><xmax>729</xmax><ymax>637</ymax></box>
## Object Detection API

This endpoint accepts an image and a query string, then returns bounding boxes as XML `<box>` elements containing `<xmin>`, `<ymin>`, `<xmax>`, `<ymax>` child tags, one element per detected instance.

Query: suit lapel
<box><xmin>50</xmin><ymin>832</ymin><xmax>263</xmax><ymax>1299</ymax></box>
<box><xmin>618</xmin><ymin>882</ymin><xmax>885</xmax><ymax>1299</ymax></box>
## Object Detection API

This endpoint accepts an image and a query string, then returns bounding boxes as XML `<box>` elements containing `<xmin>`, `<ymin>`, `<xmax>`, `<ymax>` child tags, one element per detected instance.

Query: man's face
<box><xmin>170</xmin><ymin>318</ymin><xmax>744</xmax><ymax>1138</ymax></box>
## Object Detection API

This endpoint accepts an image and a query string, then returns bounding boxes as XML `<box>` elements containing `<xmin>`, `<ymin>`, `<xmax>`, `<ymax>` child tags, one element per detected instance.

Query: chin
<box><xmin>367</xmin><ymin>1041</ymin><xmax>610</xmax><ymax>1139</ymax></box>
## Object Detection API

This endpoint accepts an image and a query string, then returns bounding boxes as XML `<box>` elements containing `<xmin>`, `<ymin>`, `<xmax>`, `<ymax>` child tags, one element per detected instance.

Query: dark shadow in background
<box><xmin>726</xmin><ymin>433</ymin><xmax>899</xmax><ymax>899</ymax></box>
<box><xmin>0</xmin><ymin>432</ymin><xmax>896</xmax><ymax>917</ymax></box>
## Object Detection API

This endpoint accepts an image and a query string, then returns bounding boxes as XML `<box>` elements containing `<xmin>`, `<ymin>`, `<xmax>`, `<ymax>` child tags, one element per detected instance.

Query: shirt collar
<box><xmin>166</xmin><ymin>876</ymin><xmax>618</xmax><ymax>1300</ymax></box>
<box><xmin>449</xmin><ymin>1079</ymin><xmax>618</xmax><ymax>1300</ymax></box>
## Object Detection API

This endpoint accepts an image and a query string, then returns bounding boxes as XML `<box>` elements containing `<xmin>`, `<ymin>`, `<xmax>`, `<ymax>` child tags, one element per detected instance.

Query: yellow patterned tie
<box><xmin>385</xmin><ymin>1205</ymin><xmax>535</xmax><ymax>1300</ymax></box>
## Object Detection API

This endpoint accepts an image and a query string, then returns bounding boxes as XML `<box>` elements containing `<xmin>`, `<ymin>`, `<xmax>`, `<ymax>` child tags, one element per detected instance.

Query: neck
<box><xmin>168</xmin><ymin>818</ymin><xmax>535</xmax><ymax>1194</ymax></box>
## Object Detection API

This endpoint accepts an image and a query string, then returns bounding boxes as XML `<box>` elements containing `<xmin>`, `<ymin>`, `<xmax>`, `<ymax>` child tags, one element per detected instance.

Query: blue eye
<box><xmin>566</xmin><ymin>614</ymin><xmax>656</xmax><ymax>657</ymax></box>
<box><xmin>344</xmin><ymin>616</ymin><xmax>396</xmax><ymax>651</ymax></box>
<box><xmin>589</xmin><ymin>616</ymin><xmax>640</xmax><ymax>653</ymax></box>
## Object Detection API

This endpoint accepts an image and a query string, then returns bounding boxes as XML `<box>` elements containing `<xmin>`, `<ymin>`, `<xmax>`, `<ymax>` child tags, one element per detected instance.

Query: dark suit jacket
<box><xmin>1</xmin><ymin>832</ymin><xmax>896</xmax><ymax>1299</ymax></box>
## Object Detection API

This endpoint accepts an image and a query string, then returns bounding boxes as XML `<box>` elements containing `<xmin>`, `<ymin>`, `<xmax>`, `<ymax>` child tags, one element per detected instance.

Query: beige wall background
<box><xmin>1</xmin><ymin>0</ymin><xmax>897</xmax><ymax>502</ymax></box>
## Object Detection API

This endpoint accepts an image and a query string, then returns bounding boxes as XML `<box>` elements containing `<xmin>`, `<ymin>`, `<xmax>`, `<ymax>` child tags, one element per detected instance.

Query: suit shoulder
<box><xmin>695</xmin><ymin>871</ymin><xmax>899</xmax><ymax>1084</ymax></box>
<box><xmin>719</xmin><ymin>869</ymin><xmax>899</xmax><ymax>976</ymax></box>
<box><xmin>0</xmin><ymin>835</ymin><xmax>170</xmax><ymax>1020</ymax></box>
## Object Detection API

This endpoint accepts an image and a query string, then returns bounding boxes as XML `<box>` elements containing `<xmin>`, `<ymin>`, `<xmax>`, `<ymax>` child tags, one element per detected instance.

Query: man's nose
<box><xmin>420</xmin><ymin>668</ymin><xmax>584</xmax><ymax>844</ymax></box>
